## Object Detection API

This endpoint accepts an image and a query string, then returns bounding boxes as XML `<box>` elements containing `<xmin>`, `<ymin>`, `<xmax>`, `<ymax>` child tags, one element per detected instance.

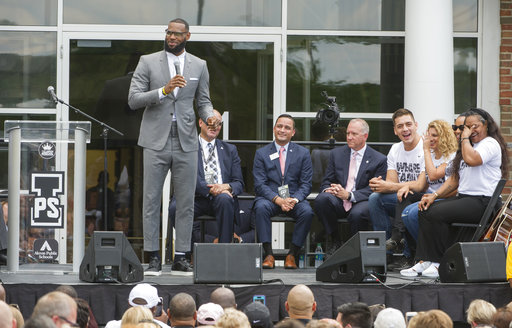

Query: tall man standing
<box><xmin>128</xmin><ymin>18</ymin><xmax>217</xmax><ymax>275</ymax></box>
<box><xmin>253</xmin><ymin>114</ymin><xmax>314</xmax><ymax>269</ymax></box>
<box><xmin>315</xmin><ymin>119</ymin><xmax>387</xmax><ymax>256</ymax></box>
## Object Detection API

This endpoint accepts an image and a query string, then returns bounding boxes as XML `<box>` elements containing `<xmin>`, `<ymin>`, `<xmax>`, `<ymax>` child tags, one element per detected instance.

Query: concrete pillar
<box><xmin>404</xmin><ymin>0</ymin><xmax>454</xmax><ymax>132</ymax></box>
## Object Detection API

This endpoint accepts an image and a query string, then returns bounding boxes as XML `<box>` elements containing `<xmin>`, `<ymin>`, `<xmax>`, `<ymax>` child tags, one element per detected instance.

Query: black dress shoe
<box><xmin>171</xmin><ymin>258</ymin><xmax>193</xmax><ymax>276</ymax></box>
<box><xmin>144</xmin><ymin>256</ymin><xmax>162</xmax><ymax>276</ymax></box>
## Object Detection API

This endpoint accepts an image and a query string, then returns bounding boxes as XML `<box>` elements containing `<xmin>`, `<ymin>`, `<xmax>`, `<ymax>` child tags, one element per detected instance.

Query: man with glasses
<box><xmin>168</xmin><ymin>109</ymin><xmax>244</xmax><ymax>245</ymax></box>
<box><xmin>32</xmin><ymin>291</ymin><xmax>78</xmax><ymax>328</ymax></box>
<box><xmin>128</xmin><ymin>18</ymin><xmax>218</xmax><ymax>275</ymax></box>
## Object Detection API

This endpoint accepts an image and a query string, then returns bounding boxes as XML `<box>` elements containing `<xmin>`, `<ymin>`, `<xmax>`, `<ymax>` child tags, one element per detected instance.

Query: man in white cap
<box><xmin>196</xmin><ymin>302</ymin><xmax>224</xmax><ymax>327</ymax></box>
<box><xmin>105</xmin><ymin>283</ymin><xmax>170</xmax><ymax>328</ymax></box>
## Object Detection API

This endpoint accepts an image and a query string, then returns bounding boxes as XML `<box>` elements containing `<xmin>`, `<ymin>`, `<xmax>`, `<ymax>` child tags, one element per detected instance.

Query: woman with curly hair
<box><xmin>395</xmin><ymin>119</ymin><xmax>458</xmax><ymax>274</ymax></box>
<box><xmin>401</xmin><ymin>108</ymin><xmax>508</xmax><ymax>278</ymax></box>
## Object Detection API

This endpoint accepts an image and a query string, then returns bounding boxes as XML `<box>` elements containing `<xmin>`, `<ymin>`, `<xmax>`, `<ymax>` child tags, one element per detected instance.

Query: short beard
<box><xmin>164</xmin><ymin>39</ymin><xmax>187</xmax><ymax>55</ymax></box>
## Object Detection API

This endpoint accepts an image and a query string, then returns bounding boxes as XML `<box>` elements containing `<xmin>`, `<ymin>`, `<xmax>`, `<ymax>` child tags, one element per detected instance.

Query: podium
<box><xmin>4</xmin><ymin>121</ymin><xmax>91</xmax><ymax>273</ymax></box>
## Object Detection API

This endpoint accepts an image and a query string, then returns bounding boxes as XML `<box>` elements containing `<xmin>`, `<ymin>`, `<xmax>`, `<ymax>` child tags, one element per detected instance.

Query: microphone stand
<box><xmin>51</xmin><ymin>94</ymin><xmax>123</xmax><ymax>231</ymax></box>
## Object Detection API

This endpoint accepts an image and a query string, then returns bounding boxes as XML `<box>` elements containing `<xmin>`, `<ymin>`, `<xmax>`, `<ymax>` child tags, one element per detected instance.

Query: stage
<box><xmin>1</xmin><ymin>264</ymin><xmax>511</xmax><ymax>327</ymax></box>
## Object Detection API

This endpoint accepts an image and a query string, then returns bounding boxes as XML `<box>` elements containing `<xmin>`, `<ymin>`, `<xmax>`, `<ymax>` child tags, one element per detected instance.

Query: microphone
<box><xmin>174</xmin><ymin>60</ymin><xmax>181</xmax><ymax>76</ymax></box>
<box><xmin>47</xmin><ymin>86</ymin><xmax>58</xmax><ymax>103</ymax></box>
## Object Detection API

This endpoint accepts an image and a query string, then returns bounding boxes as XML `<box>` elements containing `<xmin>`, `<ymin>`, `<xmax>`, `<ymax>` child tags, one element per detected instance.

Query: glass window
<box><xmin>0</xmin><ymin>32</ymin><xmax>57</xmax><ymax>109</ymax></box>
<box><xmin>454</xmin><ymin>37</ymin><xmax>477</xmax><ymax>113</ymax></box>
<box><xmin>288</xmin><ymin>0</ymin><xmax>405</xmax><ymax>31</ymax></box>
<box><xmin>453</xmin><ymin>0</ymin><xmax>478</xmax><ymax>32</ymax></box>
<box><xmin>287</xmin><ymin>36</ymin><xmax>404</xmax><ymax>114</ymax></box>
<box><xmin>69</xmin><ymin>39</ymin><xmax>274</xmax><ymax>239</ymax></box>
<box><xmin>64</xmin><ymin>0</ymin><xmax>281</xmax><ymax>26</ymax></box>
<box><xmin>0</xmin><ymin>0</ymin><xmax>57</xmax><ymax>26</ymax></box>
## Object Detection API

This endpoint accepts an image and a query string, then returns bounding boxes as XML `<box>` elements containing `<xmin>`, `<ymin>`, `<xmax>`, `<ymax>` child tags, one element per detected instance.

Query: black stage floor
<box><xmin>1</xmin><ymin>264</ymin><xmax>511</xmax><ymax>326</ymax></box>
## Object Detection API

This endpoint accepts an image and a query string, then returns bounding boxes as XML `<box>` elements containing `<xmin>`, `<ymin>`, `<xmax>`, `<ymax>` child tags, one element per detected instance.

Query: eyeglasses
<box><xmin>452</xmin><ymin>124</ymin><xmax>465</xmax><ymax>131</ymax></box>
<box><xmin>58</xmin><ymin>316</ymin><xmax>80</xmax><ymax>327</ymax></box>
<box><xmin>165</xmin><ymin>29</ymin><xmax>187</xmax><ymax>37</ymax></box>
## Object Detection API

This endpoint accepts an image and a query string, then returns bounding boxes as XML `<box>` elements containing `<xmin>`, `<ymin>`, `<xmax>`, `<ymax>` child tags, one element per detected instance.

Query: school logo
<box><xmin>38</xmin><ymin>141</ymin><xmax>56</xmax><ymax>160</ymax></box>
<box><xmin>33</xmin><ymin>239</ymin><xmax>59</xmax><ymax>261</ymax></box>
<box><xmin>29</xmin><ymin>172</ymin><xmax>65</xmax><ymax>228</ymax></box>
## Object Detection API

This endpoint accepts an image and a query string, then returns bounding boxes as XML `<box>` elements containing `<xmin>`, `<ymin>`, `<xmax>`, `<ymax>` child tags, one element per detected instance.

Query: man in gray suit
<box><xmin>128</xmin><ymin>18</ymin><xmax>217</xmax><ymax>275</ymax></box>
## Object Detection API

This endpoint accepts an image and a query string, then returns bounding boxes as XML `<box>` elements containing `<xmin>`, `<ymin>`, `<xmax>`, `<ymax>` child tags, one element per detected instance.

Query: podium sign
<box><xmin>4</xmin><ymin>121</ymin><xmax>91</xmax><ymax>273</ymax></box>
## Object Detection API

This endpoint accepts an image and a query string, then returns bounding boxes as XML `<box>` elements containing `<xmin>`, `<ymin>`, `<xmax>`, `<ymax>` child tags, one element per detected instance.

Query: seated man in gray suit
<box><xmin>314</xmin><ymin>119</ymin><xmax>387</xmax><ymax>256</ymax></box>
<box><xmin>128</xmin><ymin>18</ymin><xmax>218</xmax><ymax>275</ymax></box>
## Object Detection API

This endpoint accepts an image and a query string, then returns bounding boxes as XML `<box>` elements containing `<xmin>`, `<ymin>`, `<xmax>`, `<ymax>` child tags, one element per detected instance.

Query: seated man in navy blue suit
<box><xmin>314</xmin><ymin>119</ymin><xmax>387</xmax><ymax>256</ymax></box>
<box><xmin>168</xmin><ymin>110</ymin><xmax>244</xmax><ymax>245</ymax></box>
<box><xmin>253</xmin><ymin>114</ymin><xmax>314</xmax><ymax>269</ymax></box>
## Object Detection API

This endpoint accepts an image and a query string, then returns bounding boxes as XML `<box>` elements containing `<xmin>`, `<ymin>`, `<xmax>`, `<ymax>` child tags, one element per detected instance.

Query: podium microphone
<box><xmin>47</xmin><ymin>86</ymin><xmax>58</xmax><ymax>103</ymax></box>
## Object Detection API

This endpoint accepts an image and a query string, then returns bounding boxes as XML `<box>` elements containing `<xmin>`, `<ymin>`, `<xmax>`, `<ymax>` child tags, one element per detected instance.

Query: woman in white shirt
<box><xmin>400</xmin><ymin>108</ymin><xmax>508</xmax><ymax>278</ymax></box>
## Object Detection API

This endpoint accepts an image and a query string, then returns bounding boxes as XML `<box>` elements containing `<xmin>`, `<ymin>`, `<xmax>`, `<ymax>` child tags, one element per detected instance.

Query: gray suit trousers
<box><xmin>143</xmin><ymin>127</ymin><xmax>197</xmax><ymax>253</ymax></box>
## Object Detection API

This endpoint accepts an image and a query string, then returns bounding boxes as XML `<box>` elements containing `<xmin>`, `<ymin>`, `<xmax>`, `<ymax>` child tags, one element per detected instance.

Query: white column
<box><xmin>404</xmin><ymin>0</ymin><xmax>454</xmax><ymax>132</ymax></box>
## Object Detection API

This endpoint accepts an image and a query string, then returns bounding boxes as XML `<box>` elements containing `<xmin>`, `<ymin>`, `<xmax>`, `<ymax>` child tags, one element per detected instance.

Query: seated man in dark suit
<box><xmin>253</xmin><ymin>114</ymin><xmax>314</xmax><ymax>269</ymax></box>
<box><xmin>168</xmin><ymin>110</ymin><xmax>244</xmax><ymax>246</ymax></box>
<box><xmin>314</xmin><ymin>119</ymin><xmax>387</xmax><ymax>255</ymax></box>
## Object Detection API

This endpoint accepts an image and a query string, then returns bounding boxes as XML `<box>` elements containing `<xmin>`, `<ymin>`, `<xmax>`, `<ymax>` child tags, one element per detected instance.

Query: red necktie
<box><xmin>343</xmin><ymin>152</ymin><xmax>357</xmax><ymax>211</ymax></box>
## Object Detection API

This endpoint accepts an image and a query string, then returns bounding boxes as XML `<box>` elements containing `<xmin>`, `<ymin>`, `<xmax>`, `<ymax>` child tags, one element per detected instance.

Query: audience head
<box><xmin>196</xmin><ymin>302</ymin><xmax>224</xmax><ymax>326</ymax></box>
<box><xmin>24</xmin><ymin>315</ymin><xmax>57</xmax><ymax>328</ymax></box>
<box><xmin>9</xmin><ymin>305</ymin><xmax>23</xmax><ymax>328</ymax></box>
<box><xmin>407</xmin><ymin>310</ymin><xmax>452</xmax><ymax>328</ymax></box>
<box><xmin>243</xmin><ymin>301</ymin><xmax>273</xmax><ymax>328</ymax></box>
<box><xmin>492</xmin><ymin>306</ymin><xmax>512</xmax><ymax>328</ymax></box>
<box><xmin>121</xmin><ymin>305</ymin><xmax>154</xmax><ymax>327</ymax></box>
<box><xmin>215</xmin><ymin>308</ymin><xmax>251</xmax><ymax>328</ymax></box>
<box><xmin>128</xmin><ymin>283</ymin><xmax>162</xmax><ymax>316</ymax></box>
<box><xmin>0</xmin><ymin>301</ymin><xmax>15</xmax><ymax>328</ymax></box>
<box><xmin>368</xmin><ymin>304</ymin><xmax>385</xmax><ymax>323</ymax></box>
<box><xmin>305</xmin><ymin>320</ymin><xmax>339</xmax><ymax>328</ymax></box>
<box><xmin>32</xmin><ymin>291</ymin><xmax>77</xmax><ymax>328</ymax></box>
<box><xmin>373</xmin><ymin>308</ymin><xmax>405</xmax><ymax>328</ymax></box>
<box><xmin>336</xmin><ymin>302</ymin><xmax>371</xmax><ymax>328</ymax></box>
<box><xmin>285</xmin><ymin>284</ymin><xmax>316</xmax><ymax>320</ymax></box>
<box><xmin>210</xmin><ymin>287</ymin><xmax>236</xmax><ymax>309</ymax></box>
<box><xmin>167</xmin><ymin>292</ymin><xmax>196</xmax><ymax>326</ymax></box>
<box><xmin>55</xmin><ymin>285</ymin><xmax>78</xmax><ymax>299</ymax></box>
<box><xmin>466</xmin><ymin>299</ymin><xmax>496</xmax><ymax>327</ymax></box>
<box><xmin>274</xmin><ymin>318</ymin><xmax>305</xmax><ymax>328</ymax></box>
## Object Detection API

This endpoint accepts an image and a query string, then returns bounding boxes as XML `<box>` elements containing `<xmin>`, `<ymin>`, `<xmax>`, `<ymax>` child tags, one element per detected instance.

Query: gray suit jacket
<box><xmin>128</xmin><ymin>50</ymin><xmax>214</xmax><ymax>152</ymax></box>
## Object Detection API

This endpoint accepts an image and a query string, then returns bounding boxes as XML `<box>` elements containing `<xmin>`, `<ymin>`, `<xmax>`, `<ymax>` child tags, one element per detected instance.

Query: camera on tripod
<box><xmin>315</xmin><ymin>91</ymin><xmax>341</xmax><ymax>126</ymax></box>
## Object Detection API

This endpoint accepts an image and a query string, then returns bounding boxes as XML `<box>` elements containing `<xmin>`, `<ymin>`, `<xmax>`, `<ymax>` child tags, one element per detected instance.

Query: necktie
<box><xmin>207</xmin><ymin>143</ymin><xmax>218</xmax><ymax>183</ymax></box>
<box><xmin>343</xmin><ymin>152</ymin><xmax>357</xmax><ymax>211</ymax></box>
<box><xmin>279</xmin><ymin>146</ymin><xmax>285</xmax><ymax>176</ymax></box>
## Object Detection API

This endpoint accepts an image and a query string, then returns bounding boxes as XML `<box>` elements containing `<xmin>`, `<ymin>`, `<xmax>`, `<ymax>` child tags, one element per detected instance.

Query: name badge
<box><xmin>269</xmin><ymin>152</ymin><xmax>279</xmax><ymax>161</ymax></box>
<box><xmin>205</xmin><ymin>171</ymin><xmax>216</xmax><ymax>184</ymax></box>
<box><xmin>278</xmin><ymin>184</ymin><xmax>290</xmax><ymax>199</ymax></box>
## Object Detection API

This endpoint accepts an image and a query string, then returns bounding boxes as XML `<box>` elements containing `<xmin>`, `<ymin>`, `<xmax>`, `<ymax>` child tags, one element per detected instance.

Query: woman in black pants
<box><xmin>400</xmin><ymin>108</ymin><xmax>508</xmax><ymax>278</ymax></box>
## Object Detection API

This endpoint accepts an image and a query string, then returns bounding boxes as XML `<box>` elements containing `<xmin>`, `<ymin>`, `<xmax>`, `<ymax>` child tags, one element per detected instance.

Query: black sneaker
<box><xmin>386</xmin><ymin>238</ymin><xmax>405</xmax><ymax>254</ymax></box>
<box><xmin>144</xmin><ymin>256</ymin><xmax>162</xmax><ymax>276</ymax></box>
<box><xmin>387</xmin><ymin>256</ymin><xmax>414</xmax><ymax>272</ymax></box>
<box><xmin>171</xmin><ymin>258</ymin><xmax>193</xmax><ymax>276</ymax></box>
<box><xmin>325</xmin><ymin>241</ymin><xmax>342</xmax><ymax>260</ymax></box>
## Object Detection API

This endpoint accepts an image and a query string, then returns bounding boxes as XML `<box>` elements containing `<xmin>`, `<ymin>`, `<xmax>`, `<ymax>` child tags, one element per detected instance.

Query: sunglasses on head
<box><xmin>452</xmin><ymin>124</ymin><xmax>464</xmax><ymax>131</ymax></box>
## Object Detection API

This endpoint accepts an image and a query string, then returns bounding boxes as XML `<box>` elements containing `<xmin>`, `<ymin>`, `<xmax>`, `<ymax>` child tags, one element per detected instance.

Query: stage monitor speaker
<box><xmin>194</xmin><ymin>243</ymin><xmax>262</xmax><ymax>284</ymax></box>
<box><xmin>439</xmin><ymin>241</ymin><xmax>506</xmax><ymax>283</ymax></box>
<box><xmin>316</xmin><ymin>231</ymin><xmax>386</xmax><ymax>283</ymax></box>
<box><xmin>79</xmin><ymin>231</ymin><xmax>143</xmax><ymax>283</ymax></box>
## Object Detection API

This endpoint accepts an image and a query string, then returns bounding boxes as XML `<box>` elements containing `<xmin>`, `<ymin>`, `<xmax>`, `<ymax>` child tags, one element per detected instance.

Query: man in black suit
<box><xmin>169</xmin><ymin>110</ymin><xmax>244</xmax><ymax>244</ymax></box>
<box><xmin>314</xmin><ymin>119</ymin><xmax>387</xmax><ymax>255</ymax></box>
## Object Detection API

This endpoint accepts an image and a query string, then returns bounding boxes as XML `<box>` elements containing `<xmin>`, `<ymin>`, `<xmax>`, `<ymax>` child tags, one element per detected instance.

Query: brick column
<box><xmin>501</xmin><ymin>0</ymin><xmax>512</xmax><ymax>194</ymax></box>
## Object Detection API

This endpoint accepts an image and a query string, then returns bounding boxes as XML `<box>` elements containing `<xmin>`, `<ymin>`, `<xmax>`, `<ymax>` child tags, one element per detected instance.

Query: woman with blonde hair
<box><xmin>466</xmin><ymin>299</ymin><xmax>496</xmax><ymax>327</ymax></box>
<box><xmin>121</xmin><ymin>306</ymin><xmax>154</xmax><ymax>327</ymax></box>
<box><xmin>408</xmin><ymin>310</ymin><xmax>453</xmax><ymax>328</ymax></box>
<box><xmin>215</xmin><ymin>308</ymin><xmax>251</xmax><ymax>328</ymax></box>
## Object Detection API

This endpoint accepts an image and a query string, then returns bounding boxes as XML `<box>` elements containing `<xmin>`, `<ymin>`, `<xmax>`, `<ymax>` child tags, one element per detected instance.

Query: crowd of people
<box><xmin>1</xmin><ymin>283</ymin><xmax>511</xmax><ymax>328</ymax></box>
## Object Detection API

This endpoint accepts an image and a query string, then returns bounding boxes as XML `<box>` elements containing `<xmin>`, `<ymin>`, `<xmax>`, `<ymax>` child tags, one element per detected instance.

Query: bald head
<box><xmin>0</xmin><ymin>301</ymin><xmax>14</xmax><ymax>328</ymax></box>
<box><xmin>285</xmin><ymin>284</ymin><xmax>316</xmax><ymax>319</ymax></box>
<box><xmin>33</xmin><ymin>291</ymin><xmax>77</xmax><ymax>328</ymax></box>
<box><xmin>210</xmin><ymin>287</ymin><xmax>236</xmax><ymax>309</ymax></box>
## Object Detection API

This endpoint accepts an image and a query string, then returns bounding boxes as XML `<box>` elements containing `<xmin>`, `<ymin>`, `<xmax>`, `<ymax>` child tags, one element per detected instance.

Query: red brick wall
<box><xmin>501</xmin><ymin>0</ymin><xmax>512</xmax><ymax>194</ymax></box>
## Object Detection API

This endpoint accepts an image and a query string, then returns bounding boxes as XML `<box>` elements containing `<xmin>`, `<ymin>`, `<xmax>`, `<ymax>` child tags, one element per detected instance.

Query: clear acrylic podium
<box><xmin>4</xmin><ymin>121</ymin><xmax>91</xmax><ymax>273</ymax></box>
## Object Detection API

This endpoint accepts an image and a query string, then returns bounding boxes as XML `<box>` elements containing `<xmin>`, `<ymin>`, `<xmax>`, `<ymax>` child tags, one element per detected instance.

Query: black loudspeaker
<box><xmin>79</xmin><ymin>231</ymin><xmax>143</xmax><ymax>283</ymax></box>
<box><xmin>316</xmin><ymin>231</ymin><xmax>386</xmax><ymax>283</ymax></box>
<box><xmin>194</xmin><ymin>243</ymin><xmax>263</xmax><ymax>284</ymax></box>
<box><xmin>439</xmin><ymin>242</ymin><xmax>506</xmax><ymax>283</ymax></box>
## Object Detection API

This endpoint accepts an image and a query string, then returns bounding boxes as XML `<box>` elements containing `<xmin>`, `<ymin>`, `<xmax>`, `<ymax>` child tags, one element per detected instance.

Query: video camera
<box><xmin>315</xmin><ymin>91</ymin><xmax>341</xmax><ymax>126</ymax></box>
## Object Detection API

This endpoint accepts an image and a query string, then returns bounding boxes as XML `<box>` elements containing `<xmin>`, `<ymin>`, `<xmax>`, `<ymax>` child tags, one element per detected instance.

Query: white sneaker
<box><xmin>422</xmin><ymin>262</ymin><xmax>439</xmax><ymax>278</ymax></box>
<box><xmin>400</xmin><ymin>261</ymin><xmax>431</xmax><ymax>277</ymax></box>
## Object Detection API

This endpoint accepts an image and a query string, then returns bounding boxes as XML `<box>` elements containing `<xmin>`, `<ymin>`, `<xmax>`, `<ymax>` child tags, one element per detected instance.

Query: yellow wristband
<box><xmin>162</xmin><ymin>87</ymin><xmax>167</xmax><ymax>96</ymax></box>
